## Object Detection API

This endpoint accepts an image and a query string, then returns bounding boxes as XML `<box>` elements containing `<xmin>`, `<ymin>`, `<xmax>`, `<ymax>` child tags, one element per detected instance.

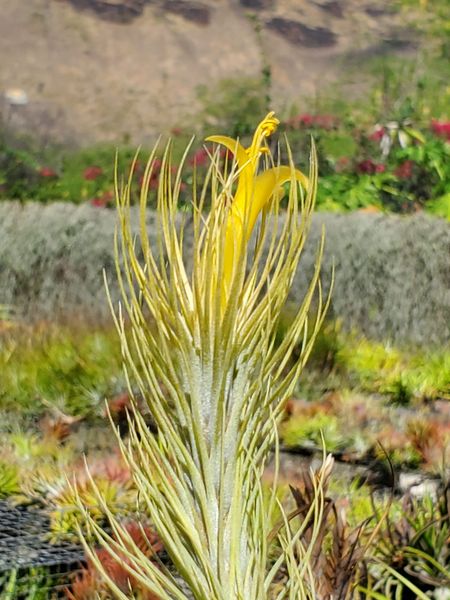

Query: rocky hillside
<box><xmin>0</xmin><ymin>0</ymin><xmax>422</xmax><ymax>146</ymax></box>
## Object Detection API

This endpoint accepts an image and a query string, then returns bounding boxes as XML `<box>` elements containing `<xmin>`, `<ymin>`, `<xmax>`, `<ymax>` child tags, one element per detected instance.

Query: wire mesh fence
<box><xmin>0</xmin><ymin>500</ymin><xmax>85</xmax><ymax>599</ymax></box>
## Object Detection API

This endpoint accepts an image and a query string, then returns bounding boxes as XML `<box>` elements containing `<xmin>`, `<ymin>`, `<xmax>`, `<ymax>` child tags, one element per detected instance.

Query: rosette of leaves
<box><xmin>49</xmin><ymin>473</ymin><xmax>137</xmax><ymax>543</ymax></box>
<box><xmin>76</xmin><ymin>113</ymin><xmax>331</xmax><ymax>600</ymax></box>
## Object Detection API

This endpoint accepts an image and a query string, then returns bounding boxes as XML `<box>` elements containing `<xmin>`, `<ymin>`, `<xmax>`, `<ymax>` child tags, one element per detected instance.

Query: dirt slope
<box><xmin>0</xmin><ymin>0</ymin><xmax>420</xmax><ymax>146</ymax></box>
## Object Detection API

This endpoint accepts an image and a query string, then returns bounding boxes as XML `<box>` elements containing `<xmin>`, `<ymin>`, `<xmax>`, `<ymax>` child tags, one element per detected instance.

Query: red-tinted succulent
<box><xmin>407</xmin><ymin>417</ymin><xmax>450</xmax><ymax>467</ymax></box>
<box><xmin>66</xmin><ymin>567</ymin><xmax>98</xmax><ymax>599</ymax></box>
<box><xmin>121</xmin><ymin>520</ymin><xmax>164</xmax><ymax>556</ymax></box>
<box><xmin>66</xmin><ymin>522</ymin><xmax>163</xmax><ymax>599</ymax></box>
<box><xmin>107</xmin><ymin>392</ymin><xmax>132</xmax><ymax>419</ymax></box>
<box><xmin>313</xmin><ymin>114</ymin><xmax>339</xmax><ymax>129</ymax></box>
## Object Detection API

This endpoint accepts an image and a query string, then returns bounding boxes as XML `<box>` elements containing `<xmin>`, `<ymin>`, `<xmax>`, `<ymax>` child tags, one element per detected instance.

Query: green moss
<box><xmin>0</xmin><ymin>325</ymin><xmax>124</xmax><ymax>416</ymax></box>
<box><xmin>335</xmin><ymin>333</ymin><xmax>450</xmax><ymax>402</ymax></box>
<box><xmin>280</xmin><ymin>413</ymin><xmax>350</xmax><ymax>452</ymax></box>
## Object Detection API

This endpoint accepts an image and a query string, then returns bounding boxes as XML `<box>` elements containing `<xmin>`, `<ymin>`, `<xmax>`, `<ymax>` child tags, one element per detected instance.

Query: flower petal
<box><xmin>222</xmin><ymin>166</ymin><xmax>308</xmax><ymax>302</ymax></box>
<box><xmin>205</xmin><ymin>135</ymin><xmax>248</xmax><ymax>169</ymax></box>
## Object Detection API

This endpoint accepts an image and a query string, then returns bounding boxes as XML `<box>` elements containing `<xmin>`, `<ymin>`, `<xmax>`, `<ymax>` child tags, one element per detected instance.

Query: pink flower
<box><xmin>394</xmin><ymin>160</ymin><xmax>414</xmax><ymax>179</ymax></box>
<box><xmin>83</xmin><ymin>166</ymin><xmax>103</xmax><ymax>181</ymax></box>
<box><xmin>39</xmin><ymin>166</ymin><xmax>57</xmax><ymax>178</ymax></box>
<box><xmin>375</xmin><ymin>163</ymin><xmax>386</xmax><ymax>173</ymax></box>
<box><xmin>431</xmin><ymin>119</ymin><xmax>450</xmax><ymax>141</ymax></box>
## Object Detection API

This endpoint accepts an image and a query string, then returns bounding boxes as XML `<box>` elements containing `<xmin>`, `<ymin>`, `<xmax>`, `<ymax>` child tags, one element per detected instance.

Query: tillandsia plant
<box><xmin>76</xmin><ymin>112</ymin><xmax>330</xmax><ymax>599</ymax></box>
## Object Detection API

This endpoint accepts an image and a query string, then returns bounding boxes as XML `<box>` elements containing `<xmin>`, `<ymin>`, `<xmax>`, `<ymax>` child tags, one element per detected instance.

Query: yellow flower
<box><xmin>207</xmin><ymin>112</ymin><xmax>309</xmax><ymax>305</ymax></box>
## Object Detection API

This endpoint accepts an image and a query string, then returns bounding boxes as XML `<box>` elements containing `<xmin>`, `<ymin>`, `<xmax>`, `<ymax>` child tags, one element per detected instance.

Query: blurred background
<box><xmin>0</xmin><ymin>0</ymin><xmax>449</xmax><ymax>213</ymax></box>
<box><xmin>1</xmin><ymin>1</ymin><xmax>448</xmax><ymax>142</ymax></box>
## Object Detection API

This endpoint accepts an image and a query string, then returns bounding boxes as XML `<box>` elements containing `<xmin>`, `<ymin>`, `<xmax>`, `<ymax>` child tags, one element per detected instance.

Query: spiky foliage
<box><xmin>77</xmin><ymin>113</ymin><xmax>329</xmax><ymax>599</ymax></box>
<box><xmin>369</xmin><ymin>483</ymin><xmax>450</xmax><ymax>595</ymax></box>
<box><xmin>269</xmin><ymin>456</ymin><xmax>368</xmax><ymax>600</ymax></box>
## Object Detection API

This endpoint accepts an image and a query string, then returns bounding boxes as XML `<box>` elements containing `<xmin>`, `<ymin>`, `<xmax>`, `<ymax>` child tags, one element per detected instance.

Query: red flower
<box><xmin>90</xmin><ymin>190</ymin><xmax>113</xmax><ymax>207</ymax></box>
<box><xmin>285</xmin><ymin>113</ymin><xmax>313</xmax><ymax>129</ymax></box>
<box><xmin>369</xmin><ymin>126</ymin><xmax>386</xmax><ymax>142</ymax></box>
<box><xmin>356</xmin><ymin>159</ymin><xmax>381</xmax><ymax>175</ymax></box>
<box><xmin>313</xmin><ymin>114</ymin><xmax>338</xmax><ymax>129</ymax></box>
<box><xmin>83</xmin><ymin>166</ymin><xmax>103</xmax><ymax>181</ymax></box>
<box><xmin>219</xmin><ymin>147</ymin><xmax>233</xmax><ymax>161</ymax></box>
<box><xmin>394</xmin><ymin>160</ymin><xmax>414</xmax><ymax>179</ymax></box>
<box><xmin>39</xmin><ymin>166</ymin><xmax>57</xmax><ymax>178</ymax></box>
<box><xmin>375</xmin><ymin>163</ymin><xmax>386</xmax><ymax>173</ymax></box>
<box><xmin>431</xmin><ymin>119</ymin><xmax>450</xmax><ymax>141</ymax></box>
<box><xmin>189</xmin><ymin>147</ymin><xmax>209</xmax><ymax>167</ymax></box>
<box><xmin>335</xmin><ymin>156</ymin><xmax>350</xmax><ymax>173</ymax></box>
<box><xmin>129</xmin><ymin>160</ymin><xmax>143</xmax><ymax>175</ymax></box>
<box><xmin>285</xmin><ymin>113</ymin><xmax>338</xmax><ymax>130</ymax></box>
<box><xmin>152</xmin><ymin>158</ymin><xmax>162</xmax><ymax>173</ymax></box>
<box><xmin>299</xmin><ymin>113</ymin><xmax>315</xmax><ymax>127</ymax></box>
